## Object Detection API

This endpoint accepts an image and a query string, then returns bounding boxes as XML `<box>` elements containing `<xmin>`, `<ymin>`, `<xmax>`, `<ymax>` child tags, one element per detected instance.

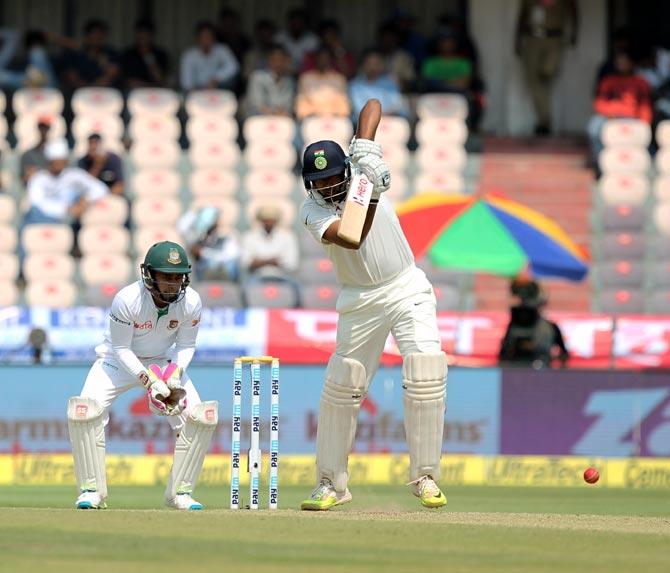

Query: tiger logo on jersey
<box><xmin>168</xmin><ymin>320</ymin><xmax>179</xmax><ymax>330</ymax></box>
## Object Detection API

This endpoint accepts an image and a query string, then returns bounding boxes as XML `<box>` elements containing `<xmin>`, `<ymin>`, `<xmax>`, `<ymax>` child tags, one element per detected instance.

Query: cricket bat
<box><xmin>337</xmin><ymin>99</ymin><xmax>382</xmax><ymax>245</ymax></box>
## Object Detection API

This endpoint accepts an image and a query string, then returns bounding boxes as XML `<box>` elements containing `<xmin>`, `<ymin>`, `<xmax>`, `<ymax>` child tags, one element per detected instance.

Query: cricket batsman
<box><xmin>299</xmin><ymin>99</ymin><xmax>448</xmax><ymax>510</ymax></box>
<box><xmin>67</xmin><ymin>241</ymin><xmax>218</xmax><ymax>510</ymax></box>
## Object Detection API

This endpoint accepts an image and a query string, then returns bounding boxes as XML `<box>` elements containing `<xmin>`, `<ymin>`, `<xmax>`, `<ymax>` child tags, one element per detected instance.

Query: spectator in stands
<box><xmin>515</xmin><ymin>0</ymin><xmax>578</xmax><ymax>136</ymax></box>
<box><xmin>295</xmin><ymin>46</ymin><xmax>350</xmax><ymax>119</ymax></box>
<box><xmin>121</xmin><ymin>20</ymin><xmax>168</xmax><ymax>89</ymax></box>
<box><xmin>0</xmin><ymin>29</ymin><xmax>56</xmax><ymax>89</ymax></box>
<box><xmin>302</xmin><ymin>20</ymin><xmax>355</xmax><ymax>79</ymax></box>
<box><xmin>241</xmin><ymin>204</ymin><xmax>299</xmax><ymax>291</ymax></box>
<box><xmin>178</xmin><ymin>206</ymin><xmax>241</xmax><ymax>282</ymax></box>
<box><xmin>377</xmin><ymin>23</ymin><xmax>415</xmax><ymax>92</ymax></box>
<box><xmin>349</xmin><ymin>49</ymin><xmax>407</xmax><ymax>119</ymax></box>
<box><xmin>421</xmin><ymin>32</ymin><xmax>472</xmax><ymax>93</ymax></box>
<box><xmin>243</xmin><ymin>19</ymin><xmax>277</xmax><ymax>79</ymax></box>
<box><xmin>392</xmin><ymin>12</ymin><xmax>428</xmax><ymax>70</ymax></box>
<box><xmin>19</xmin><ymin>115</ymin><xmax>52</xmax><ymax>184</ymax></box>
<box><xmin>498</xmin><ymin>278</ymin><xmax>569</xmax><ymax>368</ymax></box>
<box><xmin>276</xmin><ymin>8</ymin><xmax>319</xmax><ymax>72</ymax></box>
<box><xmin>61</xmin><ymin>20</ymin><xmax>120</xmax><ymax>89</ymax></box>
<box><xmin>77</xmin><ymin>133</ymin><xmax>124</xmax><ymax>196</ymax></box>
<box><xmin>217</xmin><ymin>8</ymin><xmax>250</xmax><ymax>68</ymax></box>
<box><xmin>180</xmin><ymin>21</ymin><xmax>239</xmax><ymax>91</ymax></box>
<box><xmin>595</xmin><ymin>27</ymin><xmax>633</xmax><ymax>86</ymax></box>
<box><xmin>245</xmin><ymin>44</ymin><xmax>295</xmax><ymax>117</ymax></box>
<box><xmin>587</xmin><ymin>50</ymin><xmax>652</xmax><ymax>168</ymax></box>
<box><xmin>421</xmin><ymin>31</ymin><xmax>483</xmax><ymax>131</ymax></box>
<box><xmin>23</xmin><ymin>138</ymin><xmax>108</xmax><ymax>257</ymax></box>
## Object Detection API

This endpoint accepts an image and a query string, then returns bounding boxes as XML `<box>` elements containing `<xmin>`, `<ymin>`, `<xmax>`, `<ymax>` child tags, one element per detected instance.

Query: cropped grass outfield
<box><xmin>0</xmin><ymin>485</ymin><xmax>668</xmax><ymax>573</ymax></box>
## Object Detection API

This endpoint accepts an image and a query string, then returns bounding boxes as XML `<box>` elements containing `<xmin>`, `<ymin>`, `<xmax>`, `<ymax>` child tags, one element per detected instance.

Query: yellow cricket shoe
<box><xmin>300</xmin><ymin>479</ymin><xmax>352</xmax><ymax>511</ymax></box>
<box><xmin>408</xmin><ymin>475</ymin><xmax>447</xmax><ymax>508</ymax></box>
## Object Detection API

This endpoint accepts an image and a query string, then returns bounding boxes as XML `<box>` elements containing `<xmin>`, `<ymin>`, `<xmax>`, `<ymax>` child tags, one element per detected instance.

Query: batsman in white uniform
<box><xmin>299</xmin><ymin>101</ymin><xmax>448</xmax><ymax>510</ymax></box>
<box><xmin>67</xmin><ymin>241</ymin><xmax>218</xmax><ymax>510</ymax></box>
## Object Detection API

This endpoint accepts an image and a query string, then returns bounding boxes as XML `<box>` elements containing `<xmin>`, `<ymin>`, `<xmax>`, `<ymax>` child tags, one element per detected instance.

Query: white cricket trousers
<box><xmin>335</xmin><ymin>265</ymin><xmax>442</xmax><ymax>381</ymax></box>
<box><xmin>79</xmin><ymin>357</ymin><xmax>202</xmax><ymax>433</ymax></box>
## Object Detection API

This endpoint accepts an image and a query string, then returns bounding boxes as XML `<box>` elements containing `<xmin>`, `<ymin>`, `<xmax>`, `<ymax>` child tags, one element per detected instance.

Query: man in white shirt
<box><xmin>21</xmin><ymin>138</ymin><xmax>108</xmax><ymax>262</ymax></box>
<box><xmin>241</xmin><ymin>204</ymin><xmax>299</xmax><ymax>280</ymax></box>
<box><xmin>275</xmin><ymin>8</ymin><xmax>319</xmax><ymax>71</ymax></box>
<box><xmin>67</xmin><ymin>241</ymin><xmax>218</xmax><ymax>510</ymax></box>
<box><xmin>180</xmin><ymin>21</ymin><xmax>239</xmax><ymax>91</ymax></box>
<box><xmin>298</xmin><ymin>113</ymin><xmax>448</xmax><ymax>510</ymax></box>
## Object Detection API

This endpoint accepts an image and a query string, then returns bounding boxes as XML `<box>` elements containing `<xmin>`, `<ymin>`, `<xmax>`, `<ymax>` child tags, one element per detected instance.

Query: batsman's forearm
<box><xmin>356</xmin><ymin>99</ymin><xmax>382</xmax><ymax>140</ymax></box>
<box><xmin>113</xmin><ymin>347</ymin><xmax>149</xmax><ymax>381</ymax></box>
<box><xmin>359</xmin><ymin>202</ymin><xmax>378</xmax><ymax>245</ymax></box>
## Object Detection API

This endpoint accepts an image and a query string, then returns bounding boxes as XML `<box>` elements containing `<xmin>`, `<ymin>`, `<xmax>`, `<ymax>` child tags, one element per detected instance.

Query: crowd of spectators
<box><xmin>0</xmin><ymin>8</ymin><xmax>484</xmax><ymax>126</ymax></box>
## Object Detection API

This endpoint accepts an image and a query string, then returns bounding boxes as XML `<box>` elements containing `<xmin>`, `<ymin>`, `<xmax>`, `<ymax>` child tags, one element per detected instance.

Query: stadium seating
<box><xmin>23</xmin><ymin>253</ymin><xmax>75</xmax><ymax>281</ymax></box>
<box><xmin>197</xmin><ymin>281</ymin><xmax>244</xmax><ymax>308</ymax></box>
<box><xmin>0</xmin><ymin>225</ymin><xmax>17</xmax><ymax>253</ymax></box>
<box><xmin>185</xmin><ymin>89</ymin><xmax>237</xmax><ymax>117</ymax></box>
<box><xmin>598</xmin><ymin>173</ymin><xmax>648</xmax><ymax>206</ymax></box>
<box><xmin>132</xmin><ymin>168</ymin><xmax>181</xmax><ymax>198</ymax></box>
<box><xmin>0</xmin><ymin>280</ymin><xmax>18</xmax><ymax>305</ymax></box>
<box><xmin>190</xmin><ymin>168</ymin><xmax>239</xmax><ymax>197</ymax></box>
<box><xmin>80</xmin><ymin>254</ymin><xmax>132</xmax><ymax>284</ymax></box>
<box><xmin>127</xmin><ymin>88</ymin><xmax>180</xmax><ymax>116</ymax></box>
<box><xmin>243</xmin><ymin>116</ymin><xmax>295</xmax><ymax>143</ymax></box>
<box><xmin>594</xmin><ymin>233</ymin><xmax>645</xmax><ymax>260</ymax></box>
<box><xmin>416</xmin><ymin>94</ymin><xmax>468</xmax><ymax>120</ymax></box>
<box><xmin>298</xmin><ymin>256</ymin><xmax>337</xmax><ymax>284</ymax></box>
<box><xmin>244</xmin><ymin>169</ymin><xmax>294</xmax><ymax>197</ymax></box>
<box><xmin>13</xmin><ymin>88</ymin><xmax>64</xmax><ymax>116</ymax></box>
<box><xmin>187</xmin><ymin>115</ymin><xmax>239</xmax><ymax>144</ymax></box>
<box><xmin>0</xmin><ymin>194</ymin><xmax>16</xmax><ymax>223</ymax></box>
<box><xmin>80</xmin><ymin>194</ymin><xmax>129</xmax><ymax>226</ymax></box>
<box><xmin>596</xmin><ymin>289</ymin><xmax>644</xmax><ymax>314</ymax></box>
<box><xmin>22</xmin><ymin>225</ymin><xmax>74</xmax><ymax>255</ymax></box>
<box><xmin>78</xmin><ymin>225</ymin><xmax>130</xmax><ymax>255</ymax></box>
<box><xmin>301</xmin><ymin>284</ymin><xmax>338</xmax><ymax>309</ymax></box>
<box><xmin>0</xmin><ymin>252</ymin><xmax>19</xmax><ymax>281</ymax></box>
<box><xmin>25</xmin><ymin>279</ymin><xmax>77</xmax><ymax>308</ymax></box>
<box><xmin>244</xmin><ymin>281</ymin><xmax>299</xmax><ymax>308</ymax></box>
<box><xmin>72</xmin><ymin>88</ymin><xmax>124</xmax><ymax>116</ymax></box>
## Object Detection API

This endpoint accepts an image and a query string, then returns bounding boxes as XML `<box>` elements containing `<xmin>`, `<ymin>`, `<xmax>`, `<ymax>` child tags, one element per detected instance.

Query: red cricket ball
<box><xmin>584</xmin><ymin>467</ymin><xmax>600</xmax><ymax>484</ymax></box>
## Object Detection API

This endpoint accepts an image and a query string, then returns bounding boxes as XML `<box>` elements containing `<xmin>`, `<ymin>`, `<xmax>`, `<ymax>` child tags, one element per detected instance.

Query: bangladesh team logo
<box><xmin>167</xmin><ymin>248</ymin><xmax>182</xmax><ymax>265</ymax></box>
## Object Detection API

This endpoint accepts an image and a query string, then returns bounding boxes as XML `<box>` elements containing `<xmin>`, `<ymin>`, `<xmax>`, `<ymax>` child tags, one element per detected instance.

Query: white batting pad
<box><xmin>402</xmin><ymin>352</ymin><xmax>448</xmax><ymax>481</ymax></box>
<box><xmin>67</xmin><ymin>396</ymin><xmax>107</xmax><ymax>497</ymax></box>
<box><xmin>316</xmin><ymin>354</ymin><xmax>367</xmax><ymax>492</ymax></box>
<box><xmin>165</xmin><ymin>401</ymin><xmax>218</xmax><ymax>500</ymax></box>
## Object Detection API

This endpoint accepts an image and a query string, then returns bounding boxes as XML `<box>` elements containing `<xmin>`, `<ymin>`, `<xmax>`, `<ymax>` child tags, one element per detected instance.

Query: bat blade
<box><xmin>337</xmin><ymin>171</ymin><xmax>374</xmax><ymax>245</ymax></box>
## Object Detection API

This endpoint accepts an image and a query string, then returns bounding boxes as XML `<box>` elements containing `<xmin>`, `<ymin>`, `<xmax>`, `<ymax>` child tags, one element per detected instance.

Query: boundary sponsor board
<box><xmin>2</xmin><ymin>454</ymin><xmax>669</xmax><ymax>489</ymax></box>
<box><xmin>501</xmin><ymin>369</ymin><xmax>670</xmax><ymax>457</ymax></box>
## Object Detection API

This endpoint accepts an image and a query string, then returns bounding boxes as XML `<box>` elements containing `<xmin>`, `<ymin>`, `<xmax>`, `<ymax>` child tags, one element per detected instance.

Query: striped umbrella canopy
<box><xmin>396</xmin><ymin>192</ymin><xmax>589</xmax><ymax>281</ymax></box>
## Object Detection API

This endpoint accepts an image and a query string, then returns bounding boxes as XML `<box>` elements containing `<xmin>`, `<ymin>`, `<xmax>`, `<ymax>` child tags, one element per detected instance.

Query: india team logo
<box><xmin>314</xmin><ymin>149</ymin><xmax>327</xmax><ymax>170</ymax></box>
<box><xmin>167</xmin><ymin>248</ymin><xmax>182</xmax><ymax>265</ymax></box>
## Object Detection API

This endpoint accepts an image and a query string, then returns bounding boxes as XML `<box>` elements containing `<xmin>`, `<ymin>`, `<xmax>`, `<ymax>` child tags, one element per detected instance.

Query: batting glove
<box><xmin>355</xmin><ymin>154</ymin><xmax>391</xmax><ymax>197</ymax></box>
<box><xmin>348</xmin><ymin>137</ymin><xmax>383</xmax><ymax>161</ymax></box>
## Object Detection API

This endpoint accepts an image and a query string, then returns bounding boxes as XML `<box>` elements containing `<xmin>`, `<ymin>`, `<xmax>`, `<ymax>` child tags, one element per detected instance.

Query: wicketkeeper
<box><xmin>299</xmin><ymin>99</ymin><xmax>448</xmax><ymax>510</ymax></box>
<box><xmin>67</xmin><ymin>241</ymin><xmax>218</xmax><ymax>510</ymax></box>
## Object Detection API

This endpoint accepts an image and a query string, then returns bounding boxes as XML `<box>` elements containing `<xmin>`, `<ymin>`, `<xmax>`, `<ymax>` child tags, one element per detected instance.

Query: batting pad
<box><xmin>402</xmin><ymin>352</ymin><xmax>448</xmax><ymax>481</ymax></box>
<box><xmin>67</xmin><ymin>396</ymin><xmax>107</xmax><ymax>497</ymax></box>
<box><xmin>165</xmin><ymin>401</ymin><xmax>218</xmax><ymax>500</ymax></box>
<box><xmin>317</xmin><ymin>354</ymin><xmax>367</xmax><ymax>492</ymax></box>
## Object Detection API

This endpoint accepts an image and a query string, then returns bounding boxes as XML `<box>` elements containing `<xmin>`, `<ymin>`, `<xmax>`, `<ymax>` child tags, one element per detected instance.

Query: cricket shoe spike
<box><xmin>408</xmin><ymin>475</ymin><xmax>447</xmax><ymax>508</ymax></box>
<box><xmin>75</xmin><ymin>490</ymin><xmax>107</xmax><ymax>510</ymax></box>
<box><xmin>300</xmin><ymin>479</ymin><xmax>352</xmax><ymax>511</ymax></box>
<box><xmin>165</xmin><ymin>493</ymin><xmax>203</xmax><ymax>510</ymax></box>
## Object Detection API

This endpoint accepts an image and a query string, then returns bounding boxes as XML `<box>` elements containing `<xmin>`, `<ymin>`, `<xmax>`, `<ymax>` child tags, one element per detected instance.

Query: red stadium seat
<box><xmin>22</xmin><ymin>224</ymin><xmax>74</xmax><ymax>254</ymax></box>
<box><xmin>244</xmin><ymin>281</ymin><xmax>298</xmax><ymax>308</ymax></box>
<box><xmin>81</xmin><ymin>195</ymin><xmax>129</xmax><ymax>226</ymax></box>
<box><xmin>190</xmin><ymin>168</ymin><xmax>239</xmax><ymax>197</ymax></box>
<box><xmin>187</xmin><ymin>115</ymin><xmax>239</xmax><ymax>144</ymax></box>
<box><xmin>196</xmin><ymin>281</ymin><xmax>244</xmax><ymax>308</ymax></box>
<box><xmin>23</xmin><ymin>253</ymin><xmax>75</xmax><ymax>281</ymax></box>
<box><xmin>594</xmin><ymin>260</ymin><xmax>644</xmax><ymax>288</ymax></box>
<box><xmin>131</xmin><ymin>168</ymin><xmax>181</xmax><ymax>198</ymax></box>
<box><xmin>185</xmin><ymin>89</ymin><xmax>237</xmax><ymax>117</ymax></box>
<box><xmin>597</xmin><ymin>289</ymin><xmax>644</xmax><ymax>314</ymax></box>
<box><xmin>298</xmin><ymin>257</ymin><xmax>336</xmax><ymax>284</ymax></box>
<box><xmin>80</xmin><ymin>254</ymin><xmax>132</xmax><ymax>285</ymax></box>
<box><xmin>84</xmin><ymin>283</ymin><xmax>122</xmax><ymax>307</ymax></box>
<box><xmin>79</xmin><ymin>225</ymin><xmax>130</xmax><ymax>255</ymax></box>
<box><xmin>301</xmin><ymin>284</ymin><xmax>338</xmax><ymax>309</ymax></box>
<box><xmin>25</xmin><ymin>279</ymin><xmax>77</xmax><ymax>308</ymax></box>
<box><xmin>72</xmin><ymin>87</ymin><xmax>123</xmax><ymax>115</ymax></box>
<box><xmin>594</xmin><ymin>233</ymin><xmax>645</xmax><ymax>260</ymax></box>
<box><xmin>601</xmin><ymin>119</ymin><xmax>651</xmax><ymax>148</ymax></box>
<box><xmin>243</xmin><ymin>116</ymin><xmax>295</xmax><ymax>143</ymax></box>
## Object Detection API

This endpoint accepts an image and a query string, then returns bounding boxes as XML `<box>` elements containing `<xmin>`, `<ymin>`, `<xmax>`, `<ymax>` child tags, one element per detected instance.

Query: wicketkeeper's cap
<box><xmin>302</xmin><ymin>140</ymin><xmax>348</xmax><ymax>183</ymax></box>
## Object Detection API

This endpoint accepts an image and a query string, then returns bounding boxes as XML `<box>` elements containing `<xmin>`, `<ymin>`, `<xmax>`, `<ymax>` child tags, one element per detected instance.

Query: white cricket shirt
<box><xmin>27</xmin><ymin>167</ymin><xmax>108</xmax><ymax>220</ymax></box>
<box><xmin>300</xmin><ymin>194</ymin><xmax>414</xmax><ymax>287</ymax></box>
<box><xmin>95</xmin><ymin>280</ymin><xmax>202</xmax><ymax>379</ymax></box>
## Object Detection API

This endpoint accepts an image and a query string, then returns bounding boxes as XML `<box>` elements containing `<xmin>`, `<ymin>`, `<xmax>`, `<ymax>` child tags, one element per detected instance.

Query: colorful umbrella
<box><xmin>396</xmin><ymin>193</ymin><xmax>589</xmax><ymax>281</ymax></box>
